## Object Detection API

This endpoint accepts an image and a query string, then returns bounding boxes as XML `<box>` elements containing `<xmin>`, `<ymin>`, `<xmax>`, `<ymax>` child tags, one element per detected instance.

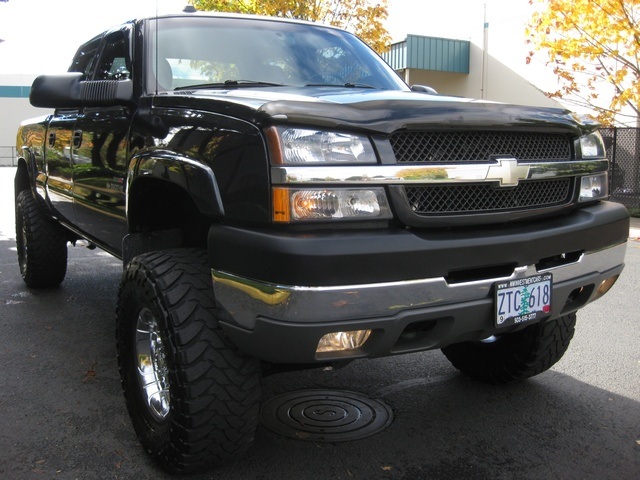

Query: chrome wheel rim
<box><xmin>135</xmin><ymin>308</ymin><xmax>170</xmax><ymax>420</ymax></box>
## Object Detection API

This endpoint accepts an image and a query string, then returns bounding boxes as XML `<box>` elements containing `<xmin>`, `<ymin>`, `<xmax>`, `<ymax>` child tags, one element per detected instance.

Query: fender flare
<box><xmin>127</xmin><ymin>149</ymin><xmax>225</xmax><ymax>219</ymax></box>
<box><xmin>14</xmin><ymin>147</ymin><xmax>39</xmax><ymax>199</ymax></box>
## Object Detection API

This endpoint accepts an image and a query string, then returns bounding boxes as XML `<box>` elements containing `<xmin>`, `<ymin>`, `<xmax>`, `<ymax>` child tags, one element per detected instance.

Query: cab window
<box><xmin>68</xmin><ymin>37</ymin><xmax>101</xmax><ymax>79</ymax></box>
<box><xmin>94</xmin><ymin>31</ymin><xmax>131</xmax><ymax>81</ymax></box>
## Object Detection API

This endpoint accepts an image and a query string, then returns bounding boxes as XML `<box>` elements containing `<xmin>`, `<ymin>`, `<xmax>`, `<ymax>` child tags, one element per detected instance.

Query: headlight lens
<box><xmin>271</xmin><ymin>127</ymin><xmax>377</xmax><ymax>164</ymax></box>
<box><xmin>579</xmin><ymin>172</ymin><xmax>608</xmax><ymax>202</ymax></box>
<box><xmin>273</xmin><ymin>187</ymin><xmax>392</xmax><ymax>222</ymax></box>
<box><xmin>576</xmin><ymin>132</ymin><xmax>605</xmax><ymax>159</ymax></box>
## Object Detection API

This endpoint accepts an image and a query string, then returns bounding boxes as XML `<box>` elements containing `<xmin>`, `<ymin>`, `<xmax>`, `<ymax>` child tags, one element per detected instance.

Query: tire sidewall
<box><xmin>116</xmin><ymin>261</ymin><xmax>176</xmax><ymax>455</ymax></box>
<box><xmin>15</xmin><ymin>195</ymin><xmax>27</xmax><ymax>277</ymax></box>
<box><xmin>16</xmin><ymin>191</ymin><xmax>35</xmax><ymax>282</ymax></box>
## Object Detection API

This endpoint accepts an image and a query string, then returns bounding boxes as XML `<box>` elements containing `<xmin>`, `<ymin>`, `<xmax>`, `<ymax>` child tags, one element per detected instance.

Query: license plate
<box><xmin>495</xmin><ymin>273</ymin><xmax>552</xmax><ymax>328</ymax></box>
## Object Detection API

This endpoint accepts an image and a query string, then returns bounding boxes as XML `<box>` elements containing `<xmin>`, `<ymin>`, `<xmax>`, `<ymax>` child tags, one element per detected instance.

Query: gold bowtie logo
<box><xmin>486</xmin><ymin>158</ymin><xmax>530</xmax><ymax>187</ymax></box>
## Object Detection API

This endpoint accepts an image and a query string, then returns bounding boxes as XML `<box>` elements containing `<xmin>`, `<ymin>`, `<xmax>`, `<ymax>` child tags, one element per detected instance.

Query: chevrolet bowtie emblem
<box><xmin>486</xmin><ymin>158</ymin><xmax>530</xmax><ymax>187</ymax></box>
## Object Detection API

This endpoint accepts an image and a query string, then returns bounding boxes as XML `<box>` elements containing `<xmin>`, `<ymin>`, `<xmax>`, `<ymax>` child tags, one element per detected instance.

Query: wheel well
<box><xmin>14</xmin><ymin>159</ymin><xmax>32</xmax><ymax>198</ymax></box>
<box><xmin>128</xmin><ymin>178</ymin><xmax>211</xmax><ymax>248</ymax></box>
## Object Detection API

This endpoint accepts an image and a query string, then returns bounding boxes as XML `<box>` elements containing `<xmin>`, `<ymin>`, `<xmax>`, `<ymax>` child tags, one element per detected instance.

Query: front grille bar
<box><xmin>271</xmin><ymin>160</ymin><xmax>609</xmax><ymax>186</ymax></box>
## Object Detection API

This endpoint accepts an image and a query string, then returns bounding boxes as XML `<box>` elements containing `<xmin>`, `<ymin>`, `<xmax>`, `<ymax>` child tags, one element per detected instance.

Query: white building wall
<box><xmin>0</xmin><ymin>74</ymin><xmax>51</xmax><ymax>160</ymax></box>
<box><xmin>2</xmin><ymin>99</ymin><xmax>50</xmax><ymax>144</ymax></box>
<box><xmin>402</xmin><ymin>44</ymin><xmax>561</xmax><ymax>109</ymax></box>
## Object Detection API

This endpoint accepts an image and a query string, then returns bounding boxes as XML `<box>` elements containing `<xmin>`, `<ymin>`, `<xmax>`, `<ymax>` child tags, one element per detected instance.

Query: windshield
<box><xmin>146</xmin><ymin>15</ymin><xmax>408</xmax><ymax>92</ymax></box>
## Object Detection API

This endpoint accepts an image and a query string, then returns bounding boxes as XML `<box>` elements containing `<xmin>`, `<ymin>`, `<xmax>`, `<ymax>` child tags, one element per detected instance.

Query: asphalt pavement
<box><xmin>0</xmin><ymin>166</ymin><xmax>639</xmax><ymax>480</ymax></box>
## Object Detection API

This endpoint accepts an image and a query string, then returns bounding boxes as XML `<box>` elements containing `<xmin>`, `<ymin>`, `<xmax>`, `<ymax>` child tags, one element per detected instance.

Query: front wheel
<box><xmin>116</xmin><ymin>249</ymin><xmax>262</xmax><ymax>473</ymax></box>
<box><xmin>441</xmin><ymin>313</ymin><xmax>577</xmax><ymax>384</ymax></box>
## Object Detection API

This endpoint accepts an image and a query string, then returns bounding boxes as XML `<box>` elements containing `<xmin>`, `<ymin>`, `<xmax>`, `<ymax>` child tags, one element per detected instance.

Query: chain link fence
<box><xmin>0</xmin><ymin>146</ymin><xmax>16</xmax><ymax>167</ymax></box>
<box><xmin>600</xmin><ymin>128</ymin><xmax>640</xmax><ymax>213</ymax></box>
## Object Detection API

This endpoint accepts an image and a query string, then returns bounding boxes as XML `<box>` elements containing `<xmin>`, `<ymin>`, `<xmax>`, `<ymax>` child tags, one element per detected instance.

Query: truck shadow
<box><xmin>242</xmin><ymin>362</ymin><xmax>640</xmax><ymax>480</ymax></box>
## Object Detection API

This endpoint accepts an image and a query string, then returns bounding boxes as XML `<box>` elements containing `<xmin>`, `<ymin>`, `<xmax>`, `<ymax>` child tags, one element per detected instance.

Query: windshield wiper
<box><xmin>305</xmin><ymin>82</ymin><xmax>378</xmax><ymax>89</ymax></box>
<box><xmin>224</xmin><ymin>79</ymin><xmax>287</xmax><ymax>87</ymax></box>
<box><xmin>174</xmin><ymin>80</ymin><xmax>287</xmax><ymax>91</ymax></box>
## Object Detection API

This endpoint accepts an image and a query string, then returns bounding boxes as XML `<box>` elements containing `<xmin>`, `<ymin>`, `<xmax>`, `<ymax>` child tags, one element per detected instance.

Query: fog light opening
<box><xmin>595</xmin><ymin>275</ymin><xmax>619</xmax><ymax>299</ymax></box>
<box><xmin>317</xmin><ymin>330</ymin><xmax>372</xmax><ymax>353</ymax></box>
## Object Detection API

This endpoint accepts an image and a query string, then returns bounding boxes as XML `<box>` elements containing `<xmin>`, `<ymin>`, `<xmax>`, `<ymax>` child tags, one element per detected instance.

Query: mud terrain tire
<box><xmin>442</xmin><ymin>314</ymin><xmax>577</xmax><ymax>384</ymax></box>
<box><xmin>15</xmin><ymin>190</ymin><xmax>68</xmax><ymax>288</ymax></box>
<box><xmin>116</xmin><ymin>248</ymin><xmax>261</xmax><ymax>473</ymax></box>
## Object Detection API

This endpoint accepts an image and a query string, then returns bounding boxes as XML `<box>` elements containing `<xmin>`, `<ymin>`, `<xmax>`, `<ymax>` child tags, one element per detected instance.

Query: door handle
<box><xmin>48</xmin><ymin>132</ymin><xmax>56</xmax><ymax>147</ymax></box>
<box><xmin>73</xmin><ymin>130</ymin><xmax>83</xmax><ymax>149</ymax></box>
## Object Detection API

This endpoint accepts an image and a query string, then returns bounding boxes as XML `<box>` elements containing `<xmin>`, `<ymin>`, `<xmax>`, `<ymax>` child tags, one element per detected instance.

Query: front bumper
<box><xmin>209</xmin><ymin>202</ymin><xmax>629</xmax><ymax>363</ymax></box>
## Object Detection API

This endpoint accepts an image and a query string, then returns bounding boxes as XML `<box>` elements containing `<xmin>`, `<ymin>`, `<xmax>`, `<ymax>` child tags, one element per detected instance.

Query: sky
<box><xmin>0</xmin><ymin>0</ymin><xmax>558</xmax><ymax>92</ymax></box>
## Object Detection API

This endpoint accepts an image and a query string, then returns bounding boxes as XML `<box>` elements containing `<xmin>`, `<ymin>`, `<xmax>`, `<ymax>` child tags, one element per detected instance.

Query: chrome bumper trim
<box><xmin>212</xmin><ymin>242</ymin><xmax>627</xmax><ymax>330</ymax></box>
<box><xmin>271</xmin><ymin>159</ymin><xmax>609</xmax><ymax>186</ymax></box>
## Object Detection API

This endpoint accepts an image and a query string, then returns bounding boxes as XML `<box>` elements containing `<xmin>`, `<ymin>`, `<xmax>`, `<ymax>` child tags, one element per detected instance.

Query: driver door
<box><xmin>72</xmin><ymin>28</ymin><xmax>133</xmax><ymax>254</ymax></box>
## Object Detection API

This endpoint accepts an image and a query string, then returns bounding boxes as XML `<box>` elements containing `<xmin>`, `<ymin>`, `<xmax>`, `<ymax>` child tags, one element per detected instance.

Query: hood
<box><xmin>159</xmin><ymin>86</ymin><xmax>591</xmax><ymax>136</ymax></box>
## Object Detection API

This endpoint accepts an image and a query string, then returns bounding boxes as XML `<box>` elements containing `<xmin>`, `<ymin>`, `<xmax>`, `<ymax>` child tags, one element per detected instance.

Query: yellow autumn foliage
<box><xmin>527</xmin><ymin>0</ymin><xmax>640</xmax><ymax>126</ymax></box>
<box><xmin>189</xmin><ymin>0</ymin><xmax>390</xmax><ymax>54</ymax></box>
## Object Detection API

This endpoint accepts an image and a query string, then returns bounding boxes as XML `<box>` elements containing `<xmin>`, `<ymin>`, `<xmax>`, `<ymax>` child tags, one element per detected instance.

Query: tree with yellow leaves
<box><xmin>189</xmin><ymin>0</ymin><xmax>390</xmax><ymax>53</ymax></box>
<box><xmin>527</xmin><ymin>0</ymin><xmax>640</xmax><ymax>126</ymax></box>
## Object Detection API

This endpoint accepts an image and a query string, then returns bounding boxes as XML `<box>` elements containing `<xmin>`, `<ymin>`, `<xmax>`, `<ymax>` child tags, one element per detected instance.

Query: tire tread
<box><xmin>15</xmin><ymin>190</ymin><xmax>68</xmax><ymax>288</ymax></box>
<box><xmin>442</xmin><ymin>313</ymin><xmax>577</xmax><ymax>384</ymax></box>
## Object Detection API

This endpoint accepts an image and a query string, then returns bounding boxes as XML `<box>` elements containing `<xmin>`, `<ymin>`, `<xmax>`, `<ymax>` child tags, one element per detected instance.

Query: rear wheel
<box><xmin>441</xmin><ymin>313</ymin><xmax>577</xmax><ymax>384</ymax></box>
<box><xmin>116</xmin><ymin>248</ymin><xmax>261</xmax><ymax>473</ymax></box>
<box><xmin>15</xmin><ymin>190</ymin><xmax>68</xmax><ymax>288</ymax></box>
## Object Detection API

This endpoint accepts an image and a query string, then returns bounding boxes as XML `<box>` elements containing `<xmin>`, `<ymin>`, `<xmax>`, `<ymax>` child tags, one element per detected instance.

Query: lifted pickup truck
<box><xmin>14</xmin><ymin>12</ymin><xmax>628</xmax><ymax>473</ymax></box>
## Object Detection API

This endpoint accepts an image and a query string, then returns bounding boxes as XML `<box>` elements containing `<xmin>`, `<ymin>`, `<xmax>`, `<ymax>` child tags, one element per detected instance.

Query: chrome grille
<box><xmin>390</xmin><ymin>131</ymin><xmax>572</xmax><ymax>163</ymax></box>
<box><xmin>405</xmin><ymin>178</ymin><xmax>573</xmax><ymax>215</ymax></box>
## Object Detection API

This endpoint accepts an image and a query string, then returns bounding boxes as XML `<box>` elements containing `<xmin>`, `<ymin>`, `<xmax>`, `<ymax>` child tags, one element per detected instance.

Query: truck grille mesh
<box><xmin>390</xmin><ymin>131</ymin><xmax>572</xmax><ymax>163</ymax></box>
<box><xmin>405</xmin><ymin>178</ymin><xmax>573</xmax><ymax>215</ymax></box>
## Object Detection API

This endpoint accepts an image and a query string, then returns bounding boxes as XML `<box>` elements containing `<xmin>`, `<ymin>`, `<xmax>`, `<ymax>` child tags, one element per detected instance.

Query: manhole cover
<box><xmin>260</xmin><ymin>389</ymin><xmax>393</xmax><ymax>442</ymax></box>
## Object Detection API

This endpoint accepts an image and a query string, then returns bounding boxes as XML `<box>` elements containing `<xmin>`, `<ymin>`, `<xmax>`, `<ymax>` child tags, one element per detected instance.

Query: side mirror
<box><xmin>30</xmin><ymin>72</ymin><xmax>133</xmax><ymax>108</ymax></box>
<box><xmin>411</xmin><ymin>84</ymin><xmax>438</xmax><ymax>95</ymax></box>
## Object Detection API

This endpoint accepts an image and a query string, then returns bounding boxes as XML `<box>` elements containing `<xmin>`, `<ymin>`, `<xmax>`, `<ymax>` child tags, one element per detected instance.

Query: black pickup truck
<box><xmin>14</xmin><ymin>12</ymin><xmax>629</xmax><ymax>473</ymax></box>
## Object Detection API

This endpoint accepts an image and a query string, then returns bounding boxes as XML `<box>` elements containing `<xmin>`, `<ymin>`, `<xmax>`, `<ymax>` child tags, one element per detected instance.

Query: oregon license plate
<box><xmin>495</xmin><ymin>273</ymin><xmax>552</xmax><ymax>328</ymax></box>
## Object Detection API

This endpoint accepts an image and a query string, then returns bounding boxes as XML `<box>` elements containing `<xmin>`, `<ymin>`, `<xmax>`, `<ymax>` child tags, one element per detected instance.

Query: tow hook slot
<box><xmin>561</xmin><ymin>284</ymin><xmax>594</xmax><ymax>313</ymax></box>
<box><xmin>446</xmin><ymin>263</ymin><xmax>517</xmax><ymax>284</ymax></box>
<box><xmin>537</xmin><ymin>250</ymin><xmax>583</xmax><ymax>271</ymax></box>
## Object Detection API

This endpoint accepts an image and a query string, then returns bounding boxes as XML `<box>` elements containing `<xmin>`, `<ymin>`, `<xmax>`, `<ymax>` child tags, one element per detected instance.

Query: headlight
<box><xmin>268</xmin><ymin>127</ymin><xmax>377</xmax><ymax>164</ymax></box>
<box><xmin>575</xmin><ymin>132</ymin><xmax>605</xmax><ymax>159</ymax></box>
<box><xmin>579</xmin><ymin>172</ymin><xmax>609</xmax><ymax>202</ymax></box>
<box><xmin>273</xmin><ymin>187</ymin><xmax>392</xmax><ymax>222</ymax></box>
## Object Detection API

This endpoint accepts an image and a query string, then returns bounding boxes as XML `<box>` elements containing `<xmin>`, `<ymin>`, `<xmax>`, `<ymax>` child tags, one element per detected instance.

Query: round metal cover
<box><xmin>260</xmin><ymin>389</ymin><xmax>393</xmax><ymax>442</ymax></box>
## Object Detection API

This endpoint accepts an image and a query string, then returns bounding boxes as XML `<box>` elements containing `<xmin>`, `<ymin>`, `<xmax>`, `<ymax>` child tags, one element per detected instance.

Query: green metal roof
<box><xmin>383</xmin><ymin>35</ymin><xmax>470</xmax><ymax>74</ymax></box>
